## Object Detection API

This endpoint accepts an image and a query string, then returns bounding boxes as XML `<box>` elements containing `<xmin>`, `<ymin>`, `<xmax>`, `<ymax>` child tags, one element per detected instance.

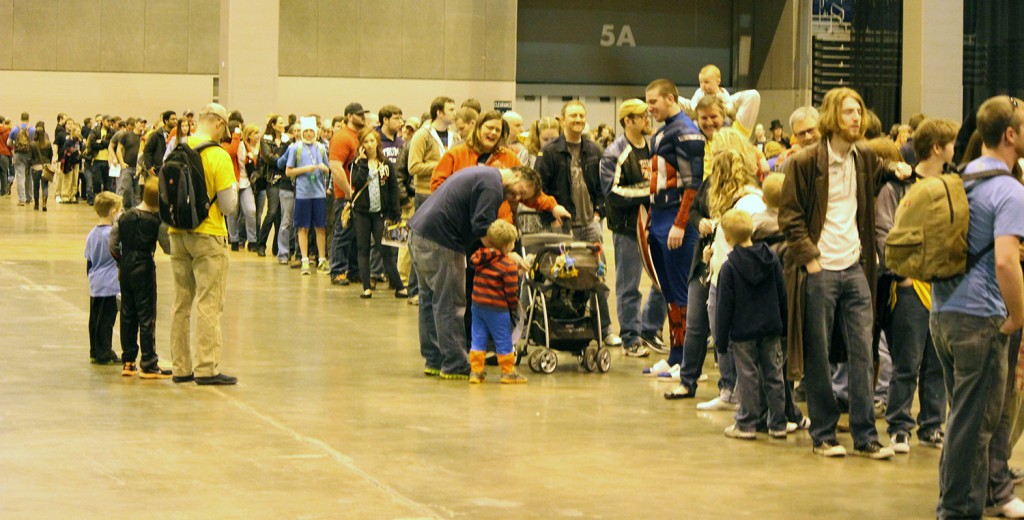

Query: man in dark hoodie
<box><xmin>714</xmin><ymin>209</ymin><xmax>788</xmax><ymax>440</ymax></box>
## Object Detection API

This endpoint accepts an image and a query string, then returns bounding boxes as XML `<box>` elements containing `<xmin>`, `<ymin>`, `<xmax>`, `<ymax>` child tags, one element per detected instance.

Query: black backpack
<box><xmin>158</xmin><ymin>139</ymin><xmax>218</xmax><ymax>229</ymax></box>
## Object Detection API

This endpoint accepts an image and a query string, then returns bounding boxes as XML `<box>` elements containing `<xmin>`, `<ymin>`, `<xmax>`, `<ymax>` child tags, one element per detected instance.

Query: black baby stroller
<box><xmin>516</xmin><ymin>228</ymin><xmax>611</xmax><ymax>374</ymax></box>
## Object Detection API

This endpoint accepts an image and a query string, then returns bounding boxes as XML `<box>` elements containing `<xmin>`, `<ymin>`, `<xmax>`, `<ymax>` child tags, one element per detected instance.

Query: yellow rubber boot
<box><xmin>498</xmin><ymin>354</ymin><xmax>527</xmax><ymax>384</ymax></box>
<box><xmin>469</xmin><ymin>350</ymin><xmax>487</xmax><ymax>384</ymax></box>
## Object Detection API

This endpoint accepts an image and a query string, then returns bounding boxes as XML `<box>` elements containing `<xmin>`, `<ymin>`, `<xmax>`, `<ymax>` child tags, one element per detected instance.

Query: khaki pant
<box><xmin>58</xmin><ymin>164</ymin><xmax>79</xmax><ymax>201</ymax></box>
<box><xmin>170</xmin><ymin>233</ymin><xmax>229</xmax><ymax>378</ymax></box>
<box><xmin>396</xmin><ymin>203</ymin><xmax>414</xmax><ymax>284</ymax></box>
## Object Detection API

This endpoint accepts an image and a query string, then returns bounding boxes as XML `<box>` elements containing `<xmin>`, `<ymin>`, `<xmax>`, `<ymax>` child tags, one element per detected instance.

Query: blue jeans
<box><xmin>679</xmin><ymin>277</ymin><xmax>711</xmax><ymax>389</ymax></box>
<box><xmin>406</xmin><ymin>194</ymin><xmax>429</xmax><ymax>296</ymax></box>
<box><xmin>228</xmin><ymin>186</ymin><xmax>258</xmax><ymax>244</ymax></box>
<box><xmin>256</xmin><ymin>185</ymin><xmax>280</xmax><ymax>255</ymax></box>
<box><xmin>90</xmin><ymin>160</ymin><xmax>110</xmax><ymax>195</ymax></box>
<box><xmin>471</xmin><ymin>304</ymin><xmax>513</xmax><ymax>355</ymax></box>
<box><xmin>802</xmin><ymin>265</ymin><xmax>878</xmax><ymax>446</ymax></box>
<box><xmin>116</xmin><ymin>166</ymin><xmax>138</xmax><ymax>208</ymax></box>
<box><xmin>277</xmin><ymin>189</ymin><xmax>295</xmax><ymax>262</ymax></box>
<box><xmin>930</xmin><ymin>312</ymin><xmax>1009</xmax><ymax>520</ymax></box>
<box><xmin>14</xmin><ymin>152</ymin><xmax>30</xmax><ymax>202</ymax></box>
<box><xmin>884</xmin><ymin>285</ymin><xmax>946</xmax><ymax>437</ymax></box>
<box><xmin>708</xmin><ymin>284</ymin><xmax>736</xmax><ymax>399</ymax></box>
<box><xmin>410</xmin><ymin>232</ymin><xmax>470</xmax><ymax>374</ymax></box>
<box><xmin>612</xmin><ymin>231</ymin><xmax>666</xmax><ymax>346</ymax></box>
<box><xmin>732</xmin><ymin>336</ymin><xmax>787</xmax><ymax>432</ymax></box>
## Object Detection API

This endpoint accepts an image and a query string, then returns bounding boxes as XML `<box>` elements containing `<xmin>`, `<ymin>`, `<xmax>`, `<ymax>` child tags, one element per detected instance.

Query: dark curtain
<box><xmin>849</xmin><ymin>0</ymin><xmax>903</xmax><ymax>129</ymax></box>
<box><xmin>963</xmin><ymin>0</ymin><xmax>1024</xmax><ymax>119</ymax></box>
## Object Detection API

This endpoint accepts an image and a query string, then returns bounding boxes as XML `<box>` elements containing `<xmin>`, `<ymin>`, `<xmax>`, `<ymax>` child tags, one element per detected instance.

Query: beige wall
<box><xmin>278</xmin><ymin>0</ymin><xmax>516</xmax><ymax>81</ymax></box>
<box><xmin>276</xmin><ymin>76</ymin><xmax>516</xmax><ymax>120</ymax></box>
<box><xmin>0</xmin><ymin>71</ymin><xmax>215</xmax><ymax>123</ymax></box>
<box><xmin>902</xmin><ymin>0</ymin><xmax>963</xmax><ymax>122</ymax></box>
<box><xmin>0</xmin><ymin>0</ymin><xmax>219</xmax><ymax>74</ymax></box>
<box><xmin>755</xmin><ymin>0</ymin><xmax>808</xmax><ymax>132</ymax></box>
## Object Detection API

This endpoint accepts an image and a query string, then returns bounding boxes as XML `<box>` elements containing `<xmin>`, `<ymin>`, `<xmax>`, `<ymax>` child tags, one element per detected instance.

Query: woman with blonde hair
<box><xmin>697</xmin><ymin>127</ymin><xmax>767</xmax><ymax>412</ymax></box>
<box><xmin>524</xmin><ymin>117</ymin><xmax>562</xmax><ymax>169</ymax></box>
<box><xmin>57</xmin><ymin>120</ymin><xmax>84</xmax><ymax>203</ymax></box>
<box><xmin>230</xmin><ymin>123</ymin><xmax>261</xmax><ymax>251</ymax></box>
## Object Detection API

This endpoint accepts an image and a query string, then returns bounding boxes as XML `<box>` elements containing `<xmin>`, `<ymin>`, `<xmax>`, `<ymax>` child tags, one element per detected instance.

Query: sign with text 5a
<box><xmin>517</xmin><ymin>0</ymin><xmax>734</xmax><ymax>85</ymax></box>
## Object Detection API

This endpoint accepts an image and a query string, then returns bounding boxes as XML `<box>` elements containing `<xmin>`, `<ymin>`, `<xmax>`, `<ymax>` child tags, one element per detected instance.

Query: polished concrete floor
<box><xmin>0</xmin><ymin>192</ymin><xmax>1018</xmax><ymax>519</ymax></box>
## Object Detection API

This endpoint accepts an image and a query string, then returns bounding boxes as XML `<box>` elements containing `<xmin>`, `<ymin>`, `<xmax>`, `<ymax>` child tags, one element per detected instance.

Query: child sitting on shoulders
<box><xmin>715</xmin><ymin>209</ymin><xmax>788</xmax><ymax>440</ymax></box>
<box><xmin>469</xmin><ymin>220</ymin><xmax>525</xmax><ymax>385</ymax></box>
<box><xmin>85</xmin><ymin>191</ymin><xmax>123</xmax><ymax>365</ymax></box>
<box><xmin>109</xmin><ymin>176</ymin><xmax>172</xmax><ymax>379</ymax></box>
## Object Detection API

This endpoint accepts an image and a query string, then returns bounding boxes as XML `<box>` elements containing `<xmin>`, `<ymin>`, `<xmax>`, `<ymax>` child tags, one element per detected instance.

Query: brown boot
<box><xmin>498</xmin><ymin>353</ymin><xmax>527</xmax><ymax>384</ymax></box>
<box><xmin>469</xmin><ymin>350</ymin><xmax>487</xmax><ymax>384</ymax></box>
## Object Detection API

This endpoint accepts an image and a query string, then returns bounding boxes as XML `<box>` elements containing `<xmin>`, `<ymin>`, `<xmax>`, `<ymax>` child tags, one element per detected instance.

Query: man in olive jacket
<box><xmin>779</xmin><ymin>87</ymin><xmax>909</xmax><ymax>459</ymax></box>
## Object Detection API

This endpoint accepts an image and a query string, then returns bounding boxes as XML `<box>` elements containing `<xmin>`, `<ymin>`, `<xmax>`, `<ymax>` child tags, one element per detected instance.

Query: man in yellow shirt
<box><xmin>168</xmin><ymin>103</ymin><xmax>239</xmax><ymax>385</ymax></box>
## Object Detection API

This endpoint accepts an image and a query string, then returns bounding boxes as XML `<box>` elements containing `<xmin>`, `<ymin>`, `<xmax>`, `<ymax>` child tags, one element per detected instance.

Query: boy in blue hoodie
<box><xmin>85</xmin><ymin>191</ymin><xmax>122</xmax><ymax>364</ymax></box>
<box><xmin>715</xmin><ymin>209</ymin><xmax>788</xmax><ymax>440</ymax></box>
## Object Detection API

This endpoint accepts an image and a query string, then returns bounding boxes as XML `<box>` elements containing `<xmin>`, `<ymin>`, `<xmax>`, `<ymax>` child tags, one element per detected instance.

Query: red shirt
<box><xmin>0</xmin><ymin>127</ymin><xmax>10</xmax><ymax>156</ymax></box>
<box><xmin>329</xmin><ymin>126</ymin><xmax>359</xmax><ymax>199</ymax></box>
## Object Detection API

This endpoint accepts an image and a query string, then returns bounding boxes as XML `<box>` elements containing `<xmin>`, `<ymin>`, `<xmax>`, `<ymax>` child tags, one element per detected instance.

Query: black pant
<box><xmin>353</xmin><ymin>211</ymin><xmax>403</xmax><ymax>291</ymax></box>
<box><xmin>89</xmin><ymin>296</ymin><xmax>118</xmax><ymax>361</ymax></box>
<box><xmin>257</xmin><ymin>185</ymin><xmax>281</xmax><ymax>255</ymax></box>
<box><xmin>119</xmin><ymin>257</ymin><xmax>159</xmax><ymax>369</ymax></box>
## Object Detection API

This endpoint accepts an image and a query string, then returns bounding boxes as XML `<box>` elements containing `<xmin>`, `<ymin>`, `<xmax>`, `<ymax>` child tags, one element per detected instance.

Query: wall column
<box><xmin>219</xmin><ymin>0</ymin><xmax>279</xmax><ymax>118</ymax></box>
<box><xmin>902</xmin><ymin>0</ymin><xmax>963</xmax><ymax>121</ymax></box>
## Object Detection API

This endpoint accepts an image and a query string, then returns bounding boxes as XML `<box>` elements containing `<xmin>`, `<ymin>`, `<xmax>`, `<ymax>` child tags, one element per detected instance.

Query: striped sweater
<box><xmin>470</xmin><ymin>247</ymin><xmax>519</xmax><ymax>311</ymax></box>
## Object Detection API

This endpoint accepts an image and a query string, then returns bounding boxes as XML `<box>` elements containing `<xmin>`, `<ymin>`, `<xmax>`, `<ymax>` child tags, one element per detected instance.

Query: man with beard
<box><xmin>779</xmin><ymin>87</ymin><xmax>909</xmax><ymax>460</ymax></box>
<box><xmin>327</xmin><ymin>103</ymin><xmax>365</xmax><ymax>285</ymax></box>
<box><xmin>600</xmin><ymin>99</ymin><xmax>666</xmax><ymax>357</ymax></box>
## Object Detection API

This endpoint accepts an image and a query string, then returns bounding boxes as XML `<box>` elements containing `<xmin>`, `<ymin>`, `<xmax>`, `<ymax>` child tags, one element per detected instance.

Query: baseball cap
<box><xmin>617</xmin><ymin>98</ymin><xmax>648</xmax><ymax>121</ymax></box>
<box><xmin>344</xmin><ymin>102</ymin><xmax>370</xmax><ymax>117</ymax></box>
<box><xmin>403</xmin><ymin>116</ymin><xmax>421</xmax><ymax>130</ymax></box>
<box><xmin>199</xmin><ymin>103</ymin><xmax>229</xmax><ymax>125</ymax></box>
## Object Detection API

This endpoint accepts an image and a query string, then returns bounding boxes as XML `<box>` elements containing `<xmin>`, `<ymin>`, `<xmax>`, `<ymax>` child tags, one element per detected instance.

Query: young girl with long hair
<box><xmin>350</xmin><ymin>127</ymin><xmax>406</xmax><ymax>299</ymax></box>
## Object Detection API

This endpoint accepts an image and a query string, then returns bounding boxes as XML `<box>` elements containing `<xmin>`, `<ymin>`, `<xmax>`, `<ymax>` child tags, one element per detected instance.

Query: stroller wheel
<box><xmin>582</xmin><ymin>345</ymin><xmax>599</xmax><ymax>372</ymax></box>
<box><xmin>528</xmin><ymin>349</ymin><xmax>544</xmax><ymax>373</ymax></box>
<box><xmin>596</xmin><ymin>347</ymin><xmax>612</xmax><ymax>373</ymax></box>
<box><xmin>539</xmin><ymin>349</ymin><xmax>558</xmax><ymax>374</ymax></box>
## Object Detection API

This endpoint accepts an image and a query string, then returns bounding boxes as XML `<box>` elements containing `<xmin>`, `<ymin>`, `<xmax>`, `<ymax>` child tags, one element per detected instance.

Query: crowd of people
<box><xmin>9</xmin><ymin>59</ymin><xmax>1024</xmax><ymax>518</ymax></box>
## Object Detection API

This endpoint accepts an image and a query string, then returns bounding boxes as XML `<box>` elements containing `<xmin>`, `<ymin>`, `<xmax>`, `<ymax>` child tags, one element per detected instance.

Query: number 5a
<box><xmin>601</xmin><ymin>24</ymin><xmax>636</xmax><ymax>47</ymax></box>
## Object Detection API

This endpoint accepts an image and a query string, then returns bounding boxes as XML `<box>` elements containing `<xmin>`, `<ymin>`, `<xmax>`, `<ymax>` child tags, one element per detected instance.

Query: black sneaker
<box><xmin>853</xmin><ymin>441</ymin><xmax>895</xmax><ymax>460</ymax></box>
<box><xmin>140</xmin><ymin>366</ymin><xmax>173</xmax><ymax>380</ymax></box>
<box><xmin>641</xmin><ymin>334</ymin><xmax>668</xmax><ymax>355</ymax></box>
<box><xmin>172</xmin><ymin>373</ymin><xmax>195</xmax><ymax>384</ymax></box>
<box><xmin>256</xmin><ymin>248</ymin><xmax>266</xmax><ymax>257</ymax></box>
<box><xmin>918</xmin><ymin>430</ymin><xmax>944</xmax><ymax>449</ymax></box>
<box><xmin>195</xmin><ymin>373</ymin><xmax>238</xmax><ymax>385</ymax></box>
<box><xmin>230</xmin><ymin>242</ymin><xmax>240</xmax><ymax>251</ymax></box>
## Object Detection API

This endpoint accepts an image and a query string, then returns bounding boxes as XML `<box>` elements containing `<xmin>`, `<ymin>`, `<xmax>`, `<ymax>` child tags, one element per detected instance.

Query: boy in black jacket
<box><xmin>109</xmin><ymin>176</ymin><xmax>171</xmax><ymax>378</ymax></box>
<box><xmin>715</xmin><ymin>209</ymin><xmax>788</xmax><ymax>440</ymax></box>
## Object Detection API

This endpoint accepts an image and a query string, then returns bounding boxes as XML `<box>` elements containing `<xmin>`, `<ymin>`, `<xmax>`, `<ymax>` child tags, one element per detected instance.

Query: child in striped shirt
<box><xmin>469</xmin><ymin>219</ymin><xmax>525</xmax><ymax>384</ymax></box>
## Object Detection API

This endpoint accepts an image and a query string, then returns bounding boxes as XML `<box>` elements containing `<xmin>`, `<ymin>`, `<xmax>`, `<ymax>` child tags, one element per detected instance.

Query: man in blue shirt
<box><xmin>931</xmin><ymin>96</ymin><xmax>1024</xmax><ymax>520</ymax></box>
<box><xmin>7</xmin><ymin>112</ymin><xmax>35</xmax><ymax>206</ymax></box>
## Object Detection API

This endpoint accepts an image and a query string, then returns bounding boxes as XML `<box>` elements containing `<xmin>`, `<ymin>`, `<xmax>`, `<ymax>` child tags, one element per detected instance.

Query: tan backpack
<box><xmin>885</xmin><ymin>170</ymin><xmax>1008</xmax><ymax>282</ymax></box>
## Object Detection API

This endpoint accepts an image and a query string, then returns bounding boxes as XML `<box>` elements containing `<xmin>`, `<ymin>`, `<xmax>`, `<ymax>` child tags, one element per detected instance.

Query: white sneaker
<box><xmin>797</xmin><ymin>417</ymin><xmax>811</xmax><ymax>430</ymax></box>
<box><xmin>657</xmin><ymin>365</ymin><xmax>680</xmax><ymax>382</ymax></box>
<box><xmin>986</xmin><ymin>497</ymin><xmax>1024</xmax><ymax>519</ymax></box>
<box><xmin>890</xmin><ymin>433</ymin><xmax>911</xmax><ymax>454</ymax></box>
<box><xmin>813</xmin><ymin>441</ymin><xmax>847</xmax><ymax>458</ymax></box>
<box><xmin>769</xmin><ymin>428</ymin><xmax>789</xmax><ymax>439</ymax></box>
<box><xmin>642</xmin><ymin>359</ymin><xmax>670</xmax><ymax>377</ymax></box>
<box><xmin>698</xmin><ymin>373</ymin><xmax>709</xmax><ymax>383</ymax></box>
<box><xmin>785</xmin><ymin>422</ymin><xmax>798</xmax><ymax>434</ymax></box>
<box><xmin>725</xmin><ymin>424</ymin><xmax>756</xmax><ymax>440</ymax></box>
<box><xmin>604</xmin><ymin>333</ymin><xmax>623</xmax><ymax>347</ymax></box>
<box><xmin>696</xmin><ymin>396</ymin><xmax>739</xmax><ymax>411</ymax></box>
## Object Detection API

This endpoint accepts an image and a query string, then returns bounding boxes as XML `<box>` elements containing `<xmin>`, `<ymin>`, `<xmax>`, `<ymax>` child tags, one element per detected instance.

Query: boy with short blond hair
<box><xmin>468</xmin><ymin>219</ymin><xmax>525</xmax><ymax>384</ymax></box>
<box><xmin>86</xmin><ymin>191</ymin><xmax>122</xmax><ymax>365</ymax></box>
<box><xmin>715</xmin><ymin>209</ymin><xmax>788</xmax><ymax>440</ymax></box>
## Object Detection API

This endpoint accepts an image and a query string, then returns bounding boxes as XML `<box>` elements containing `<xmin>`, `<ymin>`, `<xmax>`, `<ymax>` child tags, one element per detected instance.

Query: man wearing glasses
<box><xmin>773</xmin><ymin>106</ymin><xmax>820</xmax><ymax>173</ymax></box>
<box><xmin>600</xmin><ymin>99</ymin><xmax>667</xmax><ymax>358</ymax></box>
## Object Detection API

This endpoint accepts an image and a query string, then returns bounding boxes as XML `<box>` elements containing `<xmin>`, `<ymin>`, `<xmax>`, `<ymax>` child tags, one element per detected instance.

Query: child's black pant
<box><xmin>88</xmin><ymin>295</ymin><xmax>118</xmax><ymax>361</ymax></box>
<box><xmin>119</xmin><ymin>256</ymin><xmax>158</xmax><ymax>369</ymax></box>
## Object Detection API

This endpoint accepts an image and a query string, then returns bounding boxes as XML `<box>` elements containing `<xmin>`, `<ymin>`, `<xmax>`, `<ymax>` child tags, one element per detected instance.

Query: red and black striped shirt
<box><xmin>470</xmin><ymin>247</ymin><xmax>519</xmax><ymax>311</ymax></box>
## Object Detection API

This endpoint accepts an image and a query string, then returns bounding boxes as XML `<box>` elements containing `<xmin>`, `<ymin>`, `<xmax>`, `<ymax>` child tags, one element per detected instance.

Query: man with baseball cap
<box><xmin>327</xmin><ymin>103</ymin><xmax>368</xmax><ymax>285</ymax></box>
<box><xmin>600</xmin><ymin>99</ymin><xmax>666</xmax><ymax>358</ymax></box>
<box><xmin>168</xmin><ymin>102</ymin><xmax>240</xmax><ymax>385</ymax></box>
